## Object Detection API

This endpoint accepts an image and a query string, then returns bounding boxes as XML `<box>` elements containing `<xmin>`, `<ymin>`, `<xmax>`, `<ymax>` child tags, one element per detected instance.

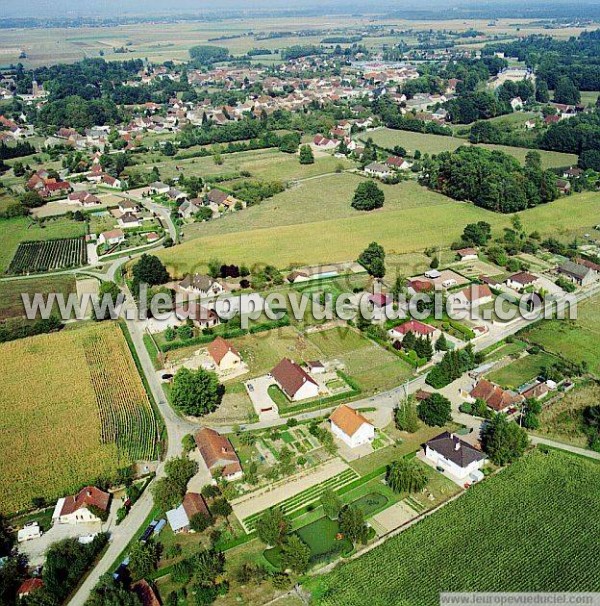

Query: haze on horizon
<box><xmin>1</xmin><ymin>0</ymin><xmax>589</xmax><ymax>20</ymax></box>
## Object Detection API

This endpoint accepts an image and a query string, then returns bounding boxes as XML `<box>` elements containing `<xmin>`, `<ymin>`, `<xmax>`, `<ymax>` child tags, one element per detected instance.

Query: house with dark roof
<box><xmin>424</xmin><ymin>432</ymin><xmax>487</xmax><ymax>480</ymax></box>
<box><xmin>505</xmin><ymin>271</ymin><xmax>538</xmax><ymax>291</ymax></box>
<box><xmin>52</xmin><ymin>486</ymin><xmax>111</xmax><ymax>525</ymax></box>
<box><xmin>179</xmin><ymin>274</ymin><xmax>224</xmax><ymax>297</ymax></box>
<box><xmin>270</xmin><ymin>358</ymin><xmax>320</xmax><ymax>401</ymax></box>
<box><xmin>194</xmin><ymin>428</ymin><xmax>243</xmax><ymax>480</ymax></box>
<box><xmin>558</xmin><ymin>260</ymin><xmax>598</xmax><ymax>287</ymax></box>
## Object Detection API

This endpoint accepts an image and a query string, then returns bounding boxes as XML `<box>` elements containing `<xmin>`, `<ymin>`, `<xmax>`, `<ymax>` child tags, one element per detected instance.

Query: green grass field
<box><xmin>0</xmin><ymin>216</ymin><xmax>87</xmax><ymax>274</ymax></box>
<box><xmin>537</xmin><ymin>381</ymin><xmax>599</xmax><ymax>448</ymax></box>
<box><xmin>127</xmin><ymin>147</ymin><xmax>354</xmax><ymax>183</ymax></box>
<box><xmin>305</xmin><ymin>327</ymin><xmax>414</xmax><ymax>393</ymax></box>
<box><xmin>307</xmin><ymin>449</ymin><xmax>600</xmax><ymax>605</ymax></box>
<box><xmin>158</xmin><ymin>177</ymin><xmax>600</xmax><ymax>275</ymax></box>
<box><xmin>0</xmin><ymin>275</ymin><xmax>76</xmax><ymax>321</ymax></box>
<box><xmin>521</xmin><ymin>295</ymin><xmax>600</xmax><ymax>377</ymax></box>
<box><xmin>486</xmin><ymin>351</ymin><xmax>558</xmax><ymax>389</ymax></box>
<box><xmin>365</xmin><ymin>128</ymin><xmax>578</xmax><ymax>169</ymax></box>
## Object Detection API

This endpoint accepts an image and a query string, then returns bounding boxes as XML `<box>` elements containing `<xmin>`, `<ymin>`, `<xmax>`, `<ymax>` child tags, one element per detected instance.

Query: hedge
<box><xmin>159</xmin><ymin>316</ymin><xmax>290</xmax><ymax>352</ymax></box>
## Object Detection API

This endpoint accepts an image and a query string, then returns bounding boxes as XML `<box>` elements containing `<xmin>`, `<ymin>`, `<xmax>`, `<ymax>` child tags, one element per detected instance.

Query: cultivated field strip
<box><xmin>82</xmin><ymin>324</ymin><xmax>159</xmax><ymax>462</ymax></box>
<box><xmin>313</xmin><ymin>451</ymin><xmax>600</xmax><ymax>605</ymax></box>
<box><xmin>243</xmin><ymin>468</ymin><xmax>359</xmax><ymax>531</ymax></box>
<box><xmin>7</xmin><ymin>237</ymin><xmax>87</xmax><ymax>274</ymax></box>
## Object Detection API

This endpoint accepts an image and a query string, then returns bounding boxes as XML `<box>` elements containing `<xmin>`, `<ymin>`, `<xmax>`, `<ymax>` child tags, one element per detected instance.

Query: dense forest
<box><xmin>420</xmin><ymin>147</ymin><xmax>558</xmax><ymax>213</ymax></box>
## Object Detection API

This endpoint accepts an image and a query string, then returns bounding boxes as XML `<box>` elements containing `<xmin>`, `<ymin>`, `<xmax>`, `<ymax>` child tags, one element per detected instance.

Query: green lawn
<box><xmin>521</xmin><ymin>295</ymin><xmax>600</xmax><ymax>377</ymax></box>
<box><xmin>486</xmin><ymin>351</ymin><xmax>558</xmax><ymax>390</ymax></box>
<box><xmin>305</xmin><ymin>327</ymin><xmax>414</xmax><ymax>394</ymax></box>
<box><xmin>306</xmin><ymin>449</ymin><xmax>600</xmax><ymax>605</ymax></box>
<box><xmin>0</xmin><ymin>216</ymin><xmax>87</xmax><ymax>274</ymax></box>
<box><xmin>127</xmin><ymin>146</ymin><xmax>354</xmax><ymax>183</ymax></box>
<box><xmin>365</xmin><ymin>128</ymin><xmax>578</xmax><ymax>169</ymax></box>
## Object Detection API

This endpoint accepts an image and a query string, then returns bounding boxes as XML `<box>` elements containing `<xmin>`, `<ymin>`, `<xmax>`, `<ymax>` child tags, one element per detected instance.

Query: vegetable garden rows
<box><xmin>309</xmin><ymin>450</ymin><xmax>600</xmax><ymax>605</ymax></box>
<box><xmin>243</xmin><ymin>468</ymin><xmax>359</xmax><ymax>531</ymax></box>
<box><xmin>7</xmin><ymin>237</ymin><xmax>87</xmax><ymax>274</ymax></box>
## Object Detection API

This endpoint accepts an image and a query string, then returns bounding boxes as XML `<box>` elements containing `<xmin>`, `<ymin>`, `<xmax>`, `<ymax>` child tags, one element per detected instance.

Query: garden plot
<box><xmin>231</xmin><ymin>459</ymin><xmax>356</xmax><ymax>532</ymax></box>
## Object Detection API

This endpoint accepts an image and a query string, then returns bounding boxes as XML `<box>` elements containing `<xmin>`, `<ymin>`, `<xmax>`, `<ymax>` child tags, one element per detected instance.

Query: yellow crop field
<box><xmin>0</xmin><ymin>322</ymin><xmax>159</xmax><ymax>514</ymax></box>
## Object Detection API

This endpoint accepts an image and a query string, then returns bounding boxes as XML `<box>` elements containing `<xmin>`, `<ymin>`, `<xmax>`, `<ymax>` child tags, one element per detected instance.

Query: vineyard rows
<box><xmin>82</xmin><ymin>324</ymin><xmax>159</xmax><ymax>462</ymax></box>
<box><xmin>7</xmin><ymin>237</ymin><xmax>87</xmax><ymax>274</ymax></box>
<box><xmin>312</xmin><ymin>450</ymin><xmax>600</xmax><ymax>606</ymax></box>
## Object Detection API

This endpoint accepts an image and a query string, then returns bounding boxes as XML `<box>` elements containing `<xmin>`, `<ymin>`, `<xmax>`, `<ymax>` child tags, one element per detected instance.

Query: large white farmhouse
<box><xmin>52</xmin><ymin>486</ymin><xmax>111</xmax><ymax>525</ymax></box>
<box><xmin>329</xmin><ymin>404</ymin><xmax>375</xmax><ymax>449</ymax></box>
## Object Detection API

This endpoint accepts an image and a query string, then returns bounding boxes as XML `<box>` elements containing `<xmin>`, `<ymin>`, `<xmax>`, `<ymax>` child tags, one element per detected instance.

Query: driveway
<box><xmin>245</xmin><ymin>375</ymin><xmax>280</xmax><ymax>421</ymax></box>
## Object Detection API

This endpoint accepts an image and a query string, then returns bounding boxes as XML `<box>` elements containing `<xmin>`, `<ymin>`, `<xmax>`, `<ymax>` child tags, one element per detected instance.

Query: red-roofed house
<box><xmin>17</xmin><ymin>578</ymin><xmax>44</xmax><ymax>599</ymax></box>
<box><xmin>270</xmin><ymin>358</ymin><xmax>319</xmax><ymax>401</ymax></box>
<box><xmin>388</xmin><ymin>319</ymin><xmax>440</xmax><ymax>343</ymax></box>
<box><xmin>469</xmin><ymin>379</ymin><xmax>524</xmax><ymax>413</ymax></box>
<box><xmin>329</xmin><ymin>404</ymin><xmax>375</xmax><ymax>448</ymax></box>
<box><xmin>194</xmin><ymin>428</ymin><xmax>243</xmax><ymax>480</ymax></box>
<box><xmin>52</xmin><ymin>486</ymin><xmax>111</xmax><ymax>525</ymax></box>
<box><xmin>208</xmin><ymin>337</ymin><xmax>242</xmax><ymax>370</ymax></box>
<box><xmin>449</xmin><ymin>284</ymin><xmax>493</xmax><ymax>310</ymax></box>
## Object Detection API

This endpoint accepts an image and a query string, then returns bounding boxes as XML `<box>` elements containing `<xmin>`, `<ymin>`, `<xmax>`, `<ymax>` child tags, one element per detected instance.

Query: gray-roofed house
<box><xmin>424</xmin><ymin>432</ymin><xmax>487</xmax><ymax>480</ymax></box>
<box><xmin>558</xmin><ymin>260</ymin><xmax>598</xmax><ymax>287</ymax></box>
<box><xmin>179</xmin><ymin>274</ymin><xmax>224</xmax><ymax>297</ymax></box>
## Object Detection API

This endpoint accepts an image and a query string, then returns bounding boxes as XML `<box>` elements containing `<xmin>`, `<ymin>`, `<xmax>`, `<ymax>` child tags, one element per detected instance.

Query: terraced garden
<box><xmin>242</xmin><ymin>467</ymin><xmax>359</xmax><ymax>531</ymax></box>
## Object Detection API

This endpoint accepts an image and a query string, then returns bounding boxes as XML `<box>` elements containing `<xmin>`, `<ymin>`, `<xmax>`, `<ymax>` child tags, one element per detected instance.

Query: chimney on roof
<box><xmin>87</xmin><ymin>490</ymin><xmax>92</xmax><ymax>497</ymax></box>
<box><xmin>454</xmin><ymin>441</ymin><xmax>461</xmax><ymax>451</ymax></box>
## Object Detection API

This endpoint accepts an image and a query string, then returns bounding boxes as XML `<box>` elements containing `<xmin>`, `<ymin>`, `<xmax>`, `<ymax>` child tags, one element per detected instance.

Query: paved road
<box><xmin>124</xmin><ymin>192</ymin><xmax>178</xmax><ymax>243</ymax></box>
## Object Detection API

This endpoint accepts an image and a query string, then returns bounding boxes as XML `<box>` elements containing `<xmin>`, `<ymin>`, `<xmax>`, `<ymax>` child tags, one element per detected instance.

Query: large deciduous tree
<box><xmin>351</xmin><ymin>180</ymin><xmax>384</xmax><ymax>211</ymax></box>
<box><xmin>170</xmin><ymin>367</ymin><xmax>223</xmax><ymax>417</ymax></box>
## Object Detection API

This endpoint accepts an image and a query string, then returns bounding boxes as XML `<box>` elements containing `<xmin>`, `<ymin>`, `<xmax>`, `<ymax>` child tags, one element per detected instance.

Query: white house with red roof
<box><xmin>448</xmin><ymin>284</ymin><xmax>493</xmax><ymax>311</ymax></box>
<box><xmin>329</xmin><ymin>404</ymin><xmax>375</xmax><ymax>448</ymax></box>
<box><xmin>52</xmin><ymin>486</ymin><xmax>111</xmax><ymax>525</ymax></box>
<box><xmin>270</xmin><ymin>358</ymin><xmax>320</xmax><ymax>401</ymax></box>
<box><xmin>388</xmin><ymin>319</ymin><xmax>440</xmax><ymax>343</ymax></box>
<box><xmin>208</xmin><ymin>337</ymin><xmax>242</xmax><ymax>371</ymax></box>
